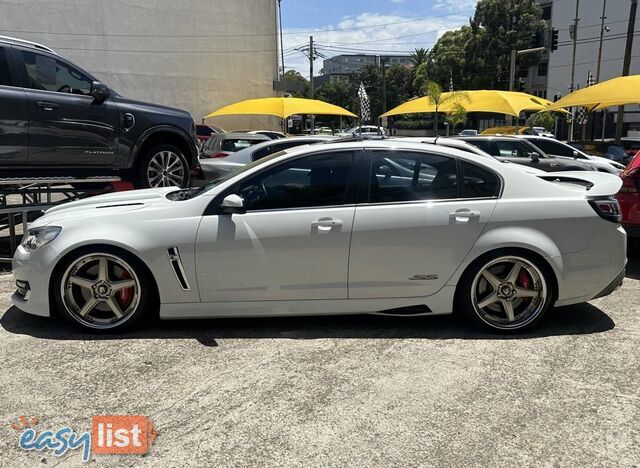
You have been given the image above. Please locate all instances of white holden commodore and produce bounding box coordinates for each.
[12,140,626,333]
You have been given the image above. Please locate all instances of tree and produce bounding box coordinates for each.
[282,70,310,98]
[419,81,469,135]
[316,80,355,113]
[410,48,429,69]
[529,111,555,132]
[384,64,413,110]
[471,0,546,89]
[412,62,430,98]
[426,0,545,91]
[355,64,385,122]
[446,104,467,135]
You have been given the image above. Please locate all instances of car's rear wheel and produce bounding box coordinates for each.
[53,250,153,332]
[136,144,190,189]
[459,253,554,332]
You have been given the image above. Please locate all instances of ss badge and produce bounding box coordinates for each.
[409,274,439,281]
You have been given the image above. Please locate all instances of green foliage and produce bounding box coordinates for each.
[410,48,429,68]
[529,111,555,132]
[283,70,310,98]
[446,104,468,133]
[426,0,545,90]
[385,64,414,110]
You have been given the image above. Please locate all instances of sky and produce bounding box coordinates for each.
[280,0,479,77]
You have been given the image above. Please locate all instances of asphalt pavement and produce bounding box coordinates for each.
[0,249,638,467]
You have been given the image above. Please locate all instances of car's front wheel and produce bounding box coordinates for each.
[459,252,554,332]
[136,144,190,189]
[53,249,154,332]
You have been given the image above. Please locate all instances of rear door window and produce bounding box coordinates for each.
[0,47,14,86]
[532,139,575,157]
[368,151,458,203]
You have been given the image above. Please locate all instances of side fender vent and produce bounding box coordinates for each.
[167,247,191,291]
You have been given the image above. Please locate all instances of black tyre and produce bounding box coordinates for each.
[135,144,190,189]
[52,247,156,332]
[458,250,555,332]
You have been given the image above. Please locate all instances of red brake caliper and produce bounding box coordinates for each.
[517,269,532,292]
[118,270,133,308]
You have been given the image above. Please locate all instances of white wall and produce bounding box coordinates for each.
[0,0,280,129]
[547,0,639,103]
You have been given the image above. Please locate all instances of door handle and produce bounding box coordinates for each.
[450,209,480,223]
[35,101,59,111]
[311,217,342,232]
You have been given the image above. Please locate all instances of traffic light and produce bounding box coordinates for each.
[550,28,559,52]
[532,29,543,48]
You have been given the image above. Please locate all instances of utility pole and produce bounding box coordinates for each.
[596,0,607,82]
[615,0,638,143]
[309,35,315,134]
[568,0,580,142]
[595,0,607,140]
[278,0,285,83]
[380,56,388,114]
[508,47,544,128]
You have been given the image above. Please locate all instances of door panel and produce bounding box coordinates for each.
[349,200,496,298]
[196,149,360,303]
[348,151,499,299]
[20,49,119,166]
[0,46,28,165]
[196,207,355,302]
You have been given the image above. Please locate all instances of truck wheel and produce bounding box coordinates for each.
[135,144,190,189]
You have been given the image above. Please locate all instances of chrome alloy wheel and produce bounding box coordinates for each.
[147,151,186,187]
[61,254,141,329]
[471,256,547,330]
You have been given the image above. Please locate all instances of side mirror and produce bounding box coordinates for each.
[529,152,540,162]
[573,150,579,159]
[90,81,110,102]
[220,194,246,214]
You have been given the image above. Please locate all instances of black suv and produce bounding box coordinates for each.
[0,36,198,188]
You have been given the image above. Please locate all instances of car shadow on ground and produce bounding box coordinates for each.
[0,301,614,347]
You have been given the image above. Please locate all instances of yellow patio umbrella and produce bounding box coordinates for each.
[545,75,640,111]
[205,97,357,119]
[381,90,557,118]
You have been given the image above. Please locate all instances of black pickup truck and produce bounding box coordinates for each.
[0,36,198,188]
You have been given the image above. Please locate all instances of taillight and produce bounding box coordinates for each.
[201,152,229,159]
[588,197,622,223]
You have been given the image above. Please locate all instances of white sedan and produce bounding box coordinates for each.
[12,141,626,333]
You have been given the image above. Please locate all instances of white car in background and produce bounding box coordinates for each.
[12,141,625,333]
[393,137,548,175]
[200,135,335,180]
[335,125,386,138]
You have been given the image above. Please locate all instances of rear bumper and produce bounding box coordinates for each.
[592,267,625,300]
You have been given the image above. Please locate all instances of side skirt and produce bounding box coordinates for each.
[159,285,456,319]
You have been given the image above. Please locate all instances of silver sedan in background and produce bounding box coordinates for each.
[200,135,336,180]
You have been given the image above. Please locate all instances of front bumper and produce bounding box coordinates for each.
[11,244,57,317]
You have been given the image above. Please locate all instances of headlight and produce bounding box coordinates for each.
[21,226,62,252]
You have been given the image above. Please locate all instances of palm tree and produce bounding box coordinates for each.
[420,81,469,136]
[410,48,429,69]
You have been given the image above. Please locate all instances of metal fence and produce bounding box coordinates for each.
[0,177,121,262]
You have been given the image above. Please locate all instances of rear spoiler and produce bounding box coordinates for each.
[537,171,622,197]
